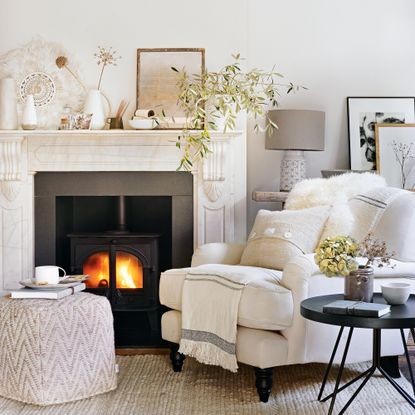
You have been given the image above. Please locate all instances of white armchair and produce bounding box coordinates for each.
[160,181,415,402]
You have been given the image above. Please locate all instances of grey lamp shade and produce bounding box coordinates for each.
[266,109,325,151]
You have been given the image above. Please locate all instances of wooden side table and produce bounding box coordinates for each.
[301,294,415,414]
[252,191,288,205]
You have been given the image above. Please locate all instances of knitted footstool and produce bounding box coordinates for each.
[0,292,117,405]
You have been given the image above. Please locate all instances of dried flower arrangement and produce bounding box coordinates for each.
[55,56,86,92]
[94,46,121,91]
[314,233,394,277]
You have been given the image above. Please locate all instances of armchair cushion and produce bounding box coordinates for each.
[240,206,329,270]
[159,265,293,330]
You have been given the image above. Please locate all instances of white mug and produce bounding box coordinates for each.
[34,266,67,285]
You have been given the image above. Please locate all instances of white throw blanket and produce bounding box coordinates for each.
[179,264,251,373]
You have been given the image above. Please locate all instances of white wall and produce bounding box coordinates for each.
[1,0,415,233]
[246,0,415,226]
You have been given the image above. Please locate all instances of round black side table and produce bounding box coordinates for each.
[301,293,415,415]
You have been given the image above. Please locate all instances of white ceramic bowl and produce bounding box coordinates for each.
[381,282,411,305]
[128,119,157,129]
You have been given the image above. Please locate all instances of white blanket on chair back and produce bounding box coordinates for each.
[179,264,253,373]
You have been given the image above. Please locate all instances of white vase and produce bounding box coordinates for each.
[84,89,107,129]
[0,78,18,130]
[22,95,37,130]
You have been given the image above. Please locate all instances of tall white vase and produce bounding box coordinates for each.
[84,89,106,129]
[22,95,37,130]
[0,78,18,130]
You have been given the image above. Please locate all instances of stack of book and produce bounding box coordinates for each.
[323,300,391,317]
[11,276,88,300]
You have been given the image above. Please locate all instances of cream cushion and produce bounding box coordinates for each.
[159,265,293,330]
[240,206,330,270]
[348,187,415,261]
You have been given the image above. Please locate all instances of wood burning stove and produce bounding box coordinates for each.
[68,196,161,339]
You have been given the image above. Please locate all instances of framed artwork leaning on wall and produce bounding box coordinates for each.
[375,123,415,190]
[347,97,415,171]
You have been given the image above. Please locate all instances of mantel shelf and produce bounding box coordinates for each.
[0,129,242,139]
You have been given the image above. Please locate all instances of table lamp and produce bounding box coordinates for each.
[266,109,325,191]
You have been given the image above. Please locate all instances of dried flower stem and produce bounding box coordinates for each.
[55,56,86,92]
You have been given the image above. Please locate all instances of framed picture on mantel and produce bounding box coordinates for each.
[136,48,205,129]
[347,97,415,171]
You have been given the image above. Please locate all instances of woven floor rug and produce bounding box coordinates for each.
[0,355,413,414]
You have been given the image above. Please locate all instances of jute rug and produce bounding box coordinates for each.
[0,355,413,414]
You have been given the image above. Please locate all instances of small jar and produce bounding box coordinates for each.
[59,105,72,130]
[344,266,374,302]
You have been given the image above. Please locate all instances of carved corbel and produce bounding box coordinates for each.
[0,138,23,201]
[203,140,228,202]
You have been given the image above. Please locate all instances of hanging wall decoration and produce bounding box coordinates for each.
[0,37,85,129]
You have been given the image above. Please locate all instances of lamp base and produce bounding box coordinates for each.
[280,150,306,192]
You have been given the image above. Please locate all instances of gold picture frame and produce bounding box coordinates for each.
[136,48,205,129]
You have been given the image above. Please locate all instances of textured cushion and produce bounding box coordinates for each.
[240,207,330,270]
[348,187,415,261]
[372,190,415,262]
[0,293,117,405]
[159,265,293,330]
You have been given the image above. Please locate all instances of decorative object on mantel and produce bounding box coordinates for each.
[315,233,394,302]
[136,48,205,130]
[266,109,325,191]
[0,78,18,129]
[347,97,415,171]
[21,94,37,130]
[19,71,56,107]
[107,99,129,129]
[0,37,84,129]
[129,108,157,129]
[173,54,305,170]
[84,46,120,129]
[375,123,415,190]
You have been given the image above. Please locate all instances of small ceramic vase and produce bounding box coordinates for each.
[0,78,18,130]
[22,95,37,130]
[84,89,107,129]
[344,266,374,302]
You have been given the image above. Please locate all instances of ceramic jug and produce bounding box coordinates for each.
[84,89,107,129]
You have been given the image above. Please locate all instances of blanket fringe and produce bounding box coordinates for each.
[179,339,238,373]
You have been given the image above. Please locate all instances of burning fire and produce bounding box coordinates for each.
[83,251,143,289]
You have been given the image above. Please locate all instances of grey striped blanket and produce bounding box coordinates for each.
[178,264,251,372]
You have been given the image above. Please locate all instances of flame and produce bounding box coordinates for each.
[83,251,143,289]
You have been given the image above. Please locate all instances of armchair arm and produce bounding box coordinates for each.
[191,243,246,267]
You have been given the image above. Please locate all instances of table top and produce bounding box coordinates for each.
[301,293,415,329]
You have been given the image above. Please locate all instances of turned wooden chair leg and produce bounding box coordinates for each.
[254,367,273,402]
[169,342,186,372]
[380,355,401,379]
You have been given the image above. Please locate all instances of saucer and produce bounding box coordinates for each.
[19,279,85,291]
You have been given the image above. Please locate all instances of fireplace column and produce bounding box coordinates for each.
[0,136,34,289]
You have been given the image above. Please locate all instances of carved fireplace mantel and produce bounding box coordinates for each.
[0,129,246,290]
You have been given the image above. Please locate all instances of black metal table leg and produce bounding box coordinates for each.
[328,327,354,415]
[400,328,415,398]
[318,326,344,401]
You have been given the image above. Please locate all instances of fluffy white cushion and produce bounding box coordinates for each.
[240,206,330,270]
[284,173,386,241]
[285,172,386,210]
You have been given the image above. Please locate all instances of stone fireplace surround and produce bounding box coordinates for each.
[0,130,245,290]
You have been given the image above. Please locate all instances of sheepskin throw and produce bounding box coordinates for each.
[0,293,117,405]
[285,172,386,209]
[285,172,387,240]
[240,206,330,270]
[179,264,251,372]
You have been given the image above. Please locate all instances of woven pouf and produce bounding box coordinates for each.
[0,292,117,405]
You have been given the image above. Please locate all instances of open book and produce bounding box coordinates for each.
[10,283,86,300]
